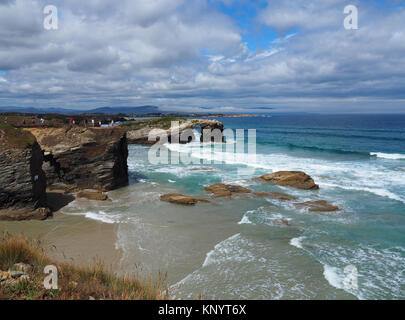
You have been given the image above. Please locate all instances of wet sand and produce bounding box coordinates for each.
[0,211,122,271]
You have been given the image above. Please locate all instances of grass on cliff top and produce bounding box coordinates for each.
[0,233,168,300]
[121,117,186,130]
[0,115,65,128]
[0,123,36,149]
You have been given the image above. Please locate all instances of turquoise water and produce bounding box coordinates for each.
[63,114,405,300]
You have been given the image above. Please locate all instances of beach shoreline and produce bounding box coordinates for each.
[0,210,123,272]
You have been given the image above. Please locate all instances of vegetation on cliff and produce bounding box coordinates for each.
[0,123,36,149]
[0,234,167,300]
[121,117,187,130]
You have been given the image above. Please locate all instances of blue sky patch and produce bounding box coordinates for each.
[212,0,279,51]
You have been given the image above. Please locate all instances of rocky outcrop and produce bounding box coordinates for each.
[26,127,128,192]
[77,190,110,201]
[256,171,319,190]
[124,118,224,144]
[205,184,252,198]
[253,192,297,200]
[160,193,210,205]
[295,200,340,212]
[0,137,50,221]
[198,119,224,143]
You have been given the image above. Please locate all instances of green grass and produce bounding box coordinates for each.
[0,123,36,149]
[121,117,186,130]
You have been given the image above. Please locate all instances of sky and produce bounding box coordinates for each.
[0,0,405,113]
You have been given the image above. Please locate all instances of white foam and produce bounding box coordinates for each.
[238,215,252,225]
[323,264,345,290]
[154,166,191,177]
[72,211,118,224]
[202,233,241,267]
[321,182,405,204]
[164,142,273,170]
[303,239,405,300]
[370,152,405,160]
[290,236,306,249]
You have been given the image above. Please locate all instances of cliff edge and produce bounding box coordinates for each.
[123,118,224,144]
[26,126,129,192]
[0,125,49,220]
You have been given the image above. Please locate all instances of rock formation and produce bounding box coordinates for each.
[253,192,297,200]
[160,193,210,205]
[124,118,224,144]
[205,184,252,198]
[26,126,128,192]
[198,119,224,143]
[256,171,319,190]
[0,127,50,220]
[295,200,340,212]
[77,190,110,201]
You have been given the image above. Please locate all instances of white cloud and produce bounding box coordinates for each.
[0,0,404,113]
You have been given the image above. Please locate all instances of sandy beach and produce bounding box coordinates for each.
[0,211,122,271]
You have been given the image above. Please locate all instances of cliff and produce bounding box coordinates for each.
[0,126,49,220]
[123,118,224,144]
[26,126,129,192]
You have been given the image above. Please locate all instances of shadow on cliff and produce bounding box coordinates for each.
[46,192,76,212]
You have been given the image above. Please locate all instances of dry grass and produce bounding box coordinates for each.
[0,115,64,128]
[0,233,168,300]
[0,124,36,149]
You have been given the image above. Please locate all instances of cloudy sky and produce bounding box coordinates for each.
[0,0,404,113]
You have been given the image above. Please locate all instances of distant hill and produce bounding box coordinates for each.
[86,106,160,114]
[0,106,160,115]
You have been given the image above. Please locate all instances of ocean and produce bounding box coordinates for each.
[61,114,405,300]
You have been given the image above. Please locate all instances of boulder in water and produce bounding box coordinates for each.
[205,184,252,198]
[253,192,297,200]
[160,193,210,205]
[295,200,340,212]
[77,190,109,201]
[256,171,319,190]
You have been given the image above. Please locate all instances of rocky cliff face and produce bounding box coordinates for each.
[198,119,224,143]
[26,127,128,192]
[125,119,224,144]
[0,141,49,221]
